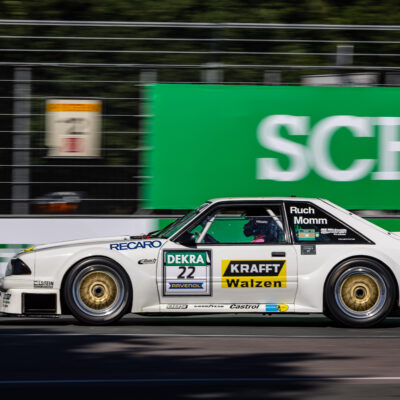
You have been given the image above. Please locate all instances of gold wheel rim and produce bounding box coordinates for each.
[78,271,118,311]
[340,273,380,313]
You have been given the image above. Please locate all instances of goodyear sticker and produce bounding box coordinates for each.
[222,260,286,289]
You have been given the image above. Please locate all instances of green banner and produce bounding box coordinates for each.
[145,84,400,210]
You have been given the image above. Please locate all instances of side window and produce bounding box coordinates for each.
[182,204,287,244]
[286,202,369,244]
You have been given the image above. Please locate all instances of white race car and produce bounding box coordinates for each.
[1,197,399,328]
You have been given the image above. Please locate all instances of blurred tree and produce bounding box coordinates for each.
[0,0,399,23]
[0,0,398,213]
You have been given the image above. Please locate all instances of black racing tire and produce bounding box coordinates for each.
[322,307,334,321]
[324,258,396,328]
[64,257,132,325]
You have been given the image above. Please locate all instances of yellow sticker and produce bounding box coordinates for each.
[24,247,36,252]
[222,260,287,289]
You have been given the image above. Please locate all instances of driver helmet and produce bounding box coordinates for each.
[243,218,270,237]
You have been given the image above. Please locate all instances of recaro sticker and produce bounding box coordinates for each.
[110,240,162,250]
[163,250,211,296]
[221,260,286,288]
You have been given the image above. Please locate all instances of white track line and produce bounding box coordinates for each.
[1,377,400,385]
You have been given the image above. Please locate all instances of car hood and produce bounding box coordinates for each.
[32,235,135,252]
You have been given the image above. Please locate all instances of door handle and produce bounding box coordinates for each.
[271,252,285,257]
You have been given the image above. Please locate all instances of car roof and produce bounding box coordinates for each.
[208,197,322,204]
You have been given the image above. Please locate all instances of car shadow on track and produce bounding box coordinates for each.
[0,333,353,399]
[0,316,399,398]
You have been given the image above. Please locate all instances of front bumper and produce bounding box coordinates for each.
[0,289,60,315]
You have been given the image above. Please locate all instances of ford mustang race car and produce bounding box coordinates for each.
[1,197,399,328]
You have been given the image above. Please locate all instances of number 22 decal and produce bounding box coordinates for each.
[177,266,195,279]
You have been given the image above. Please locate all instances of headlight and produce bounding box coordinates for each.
[5,258,32,276]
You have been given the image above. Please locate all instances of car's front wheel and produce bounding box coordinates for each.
[324,258,396,328]
[64,257,132,325]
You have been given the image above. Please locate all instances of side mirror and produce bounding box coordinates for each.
[187,234,197,245]
[176,232,197,246]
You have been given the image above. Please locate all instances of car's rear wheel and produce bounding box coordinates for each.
[64,257,131,325]
[324,258,395,328]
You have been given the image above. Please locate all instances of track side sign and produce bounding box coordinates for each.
[46,99,102,157]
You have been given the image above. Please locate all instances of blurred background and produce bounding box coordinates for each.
[1,1,400,218]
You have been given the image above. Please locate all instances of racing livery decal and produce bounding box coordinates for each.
[163,250,211,296]
[2,293,11,308]
[166,304,189,310]
[138,258,157,264]
[110,240,162,250]
[230,304,259,310]
[221,260,286,288]
[158,303,290,312]
[266,304,289,312]
[298,229,316,241]
[34,280,54,289]
[287,201,368,243]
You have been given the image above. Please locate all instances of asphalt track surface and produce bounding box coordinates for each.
[2,314,400,399]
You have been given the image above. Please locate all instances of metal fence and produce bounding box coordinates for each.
[2,19,400,215]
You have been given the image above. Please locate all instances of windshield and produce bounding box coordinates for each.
[150,202,211,239]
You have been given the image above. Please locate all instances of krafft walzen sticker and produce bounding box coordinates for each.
[221,260,286,289]
[163,250,211,296]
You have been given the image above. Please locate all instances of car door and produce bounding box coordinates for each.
[159,201,298,306]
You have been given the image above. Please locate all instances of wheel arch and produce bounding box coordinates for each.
[322,255,399,314]
[60,255,133,315]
